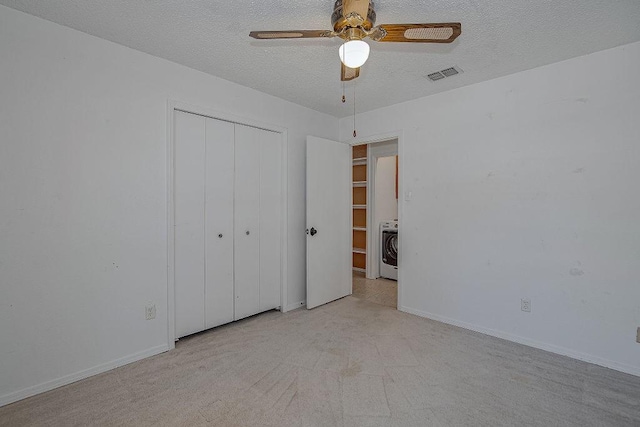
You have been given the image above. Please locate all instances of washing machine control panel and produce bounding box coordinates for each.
[380,220,398,229]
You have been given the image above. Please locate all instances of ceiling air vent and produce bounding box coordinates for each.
[427,66,463,82]
[427,71,446,81]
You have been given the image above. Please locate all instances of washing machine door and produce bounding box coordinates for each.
[382,230,398,267]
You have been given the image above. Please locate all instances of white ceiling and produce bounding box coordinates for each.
[2,0,640,118]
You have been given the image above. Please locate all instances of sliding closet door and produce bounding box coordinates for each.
[174,111,206,338]
[204,118,235,328]
[175,112,283,335]
[234,125,260,320]
[259,130,282,311]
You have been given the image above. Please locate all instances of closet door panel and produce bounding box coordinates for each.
[174,111,205,338]
[204,118,235,329]
[234,125,260,320]
[259,130,282,311]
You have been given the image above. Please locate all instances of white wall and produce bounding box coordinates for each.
[0,5,337,405]
[374,156,398,227]
[372,156,398,278]
[340,41,640,376]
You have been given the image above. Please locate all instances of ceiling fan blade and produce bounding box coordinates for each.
[343,0,370,19]
[341,63,360,81]
[249,30,334,39]
[371,23,461,43]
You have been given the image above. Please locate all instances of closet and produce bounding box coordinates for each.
[174,110,282,339]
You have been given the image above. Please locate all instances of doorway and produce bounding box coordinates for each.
[351,139,399,308]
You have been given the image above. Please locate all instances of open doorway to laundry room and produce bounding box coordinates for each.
[351,139,399,308]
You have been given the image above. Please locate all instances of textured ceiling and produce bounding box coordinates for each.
[2,0,640,118]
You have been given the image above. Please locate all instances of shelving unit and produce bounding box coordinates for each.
[352,144,368,272]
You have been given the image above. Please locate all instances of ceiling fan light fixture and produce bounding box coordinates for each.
[339,40,370,68]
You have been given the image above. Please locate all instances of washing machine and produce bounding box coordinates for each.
[380,220,398,280]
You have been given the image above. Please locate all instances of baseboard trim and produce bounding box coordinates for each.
[399,305,640,378]
[0,344,169,408]
[283,300,306,312]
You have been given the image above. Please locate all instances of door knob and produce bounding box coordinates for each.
[310,227,318,236]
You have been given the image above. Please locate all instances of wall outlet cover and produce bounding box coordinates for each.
[521,298,531,313]
[636,327,640,344]
[145,304,156,320]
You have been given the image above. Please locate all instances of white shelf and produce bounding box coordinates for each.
[352,157,367,164]
[353,204,366,209]
[352,267,366,273]
[352,248,366,254]
[353,181,367,187]
[353,227,366,231]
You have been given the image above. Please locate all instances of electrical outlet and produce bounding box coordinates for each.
[521,298,531,313]
[145,304,156,320]
[636,327,640,344]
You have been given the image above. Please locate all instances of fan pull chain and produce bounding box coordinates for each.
[342,46,347,103]
[353,82,357,138]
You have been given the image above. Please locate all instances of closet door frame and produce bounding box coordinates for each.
[166,100,289,350]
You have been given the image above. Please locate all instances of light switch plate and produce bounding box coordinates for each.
[404,191,413,202]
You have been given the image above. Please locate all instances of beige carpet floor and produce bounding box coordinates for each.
[352,272,397,308]
[1,296,639,426]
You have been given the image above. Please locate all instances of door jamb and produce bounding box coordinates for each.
[166,99,289,350]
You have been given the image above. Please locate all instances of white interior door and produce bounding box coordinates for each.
[174,111,206,337]
[234,124,261,320]
[306,136,352,309]
[204,117,235,328]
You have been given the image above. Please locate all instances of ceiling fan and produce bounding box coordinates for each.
[249,0,461,81]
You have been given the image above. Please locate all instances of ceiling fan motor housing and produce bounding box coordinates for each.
[332,0,377,33]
